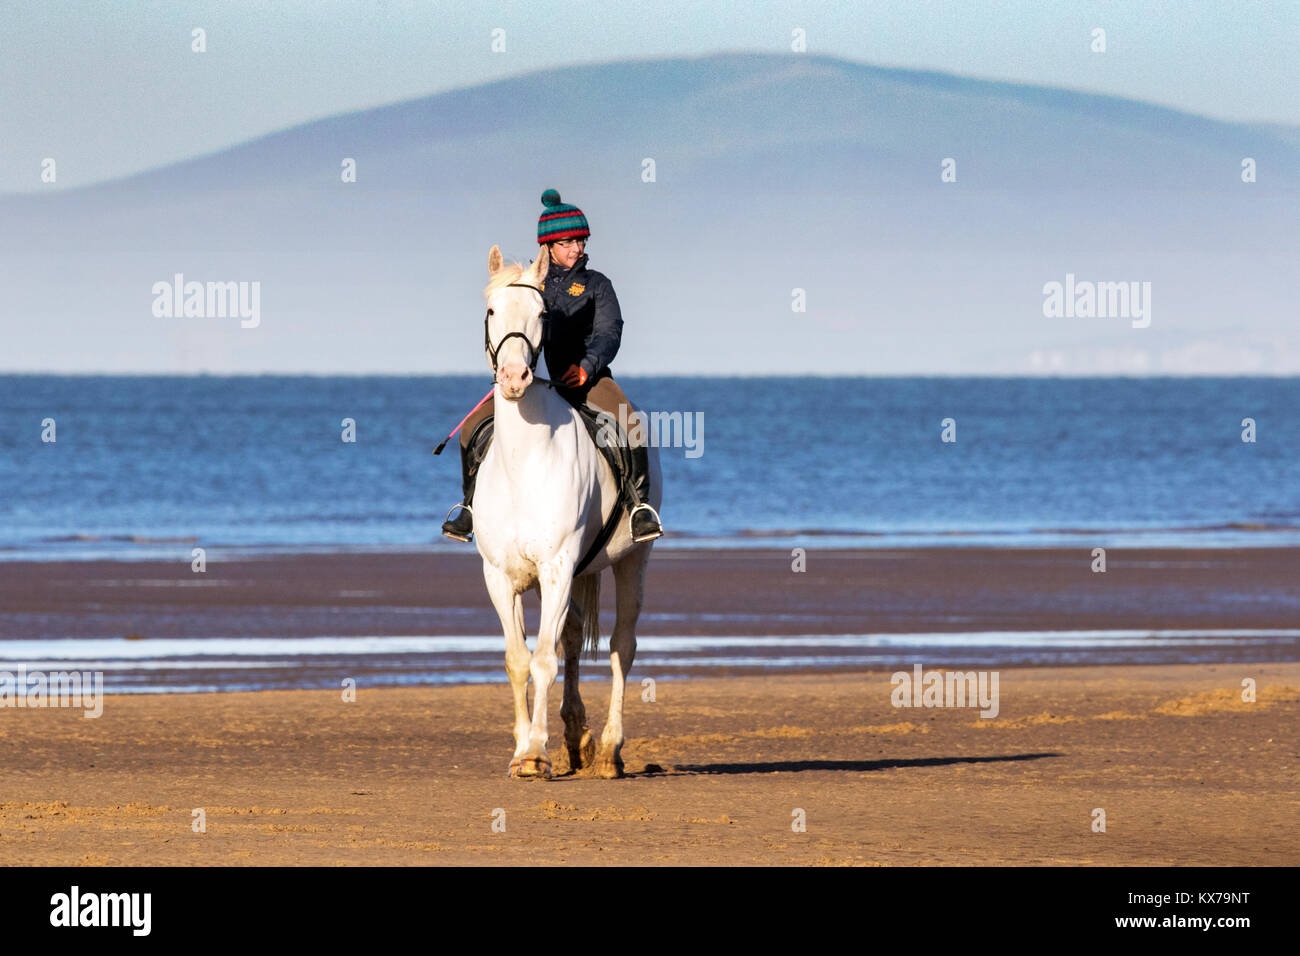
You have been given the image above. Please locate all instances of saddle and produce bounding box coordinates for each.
[464,400,637,576]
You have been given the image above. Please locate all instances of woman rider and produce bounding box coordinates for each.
[442,188,664,544]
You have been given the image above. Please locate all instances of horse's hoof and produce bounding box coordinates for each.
[566,730,596,772]
[593,752,624,779]
[513,755,552,779]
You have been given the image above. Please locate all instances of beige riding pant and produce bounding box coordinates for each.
[459,376,645,450]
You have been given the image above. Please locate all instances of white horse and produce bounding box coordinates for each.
[472,243,661,779]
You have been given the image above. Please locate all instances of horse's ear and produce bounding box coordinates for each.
[488,245,503,276]
[528,243,549,283]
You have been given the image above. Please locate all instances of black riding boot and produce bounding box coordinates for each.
[626,442,663,543]
[441,439,477,542]
[442,417,494,542]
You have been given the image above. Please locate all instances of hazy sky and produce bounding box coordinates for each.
[3,0,1298,192]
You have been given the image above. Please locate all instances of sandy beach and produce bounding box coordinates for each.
[2,664,1297,865]
[1,545,1297,864]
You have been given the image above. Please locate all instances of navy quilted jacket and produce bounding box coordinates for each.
[540,253,623,383]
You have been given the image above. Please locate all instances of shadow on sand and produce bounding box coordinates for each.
[639,752,1064,777]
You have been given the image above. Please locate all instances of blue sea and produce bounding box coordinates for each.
[2,375,1299,560]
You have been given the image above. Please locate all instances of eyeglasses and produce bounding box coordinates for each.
[552,238,586,249]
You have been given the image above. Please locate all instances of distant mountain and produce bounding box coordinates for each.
[3,53,1297,374]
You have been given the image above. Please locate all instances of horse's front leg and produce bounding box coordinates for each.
[515,562,574,779]
[482,562,531,774]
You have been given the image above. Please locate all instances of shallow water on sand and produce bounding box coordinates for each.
[4,629,1297,693]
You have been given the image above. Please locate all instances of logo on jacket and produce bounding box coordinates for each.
[566,282,585,296]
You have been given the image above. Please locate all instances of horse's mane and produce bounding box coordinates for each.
[483,263,527,298]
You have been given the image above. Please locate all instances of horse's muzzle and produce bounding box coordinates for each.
[497,363,532,400]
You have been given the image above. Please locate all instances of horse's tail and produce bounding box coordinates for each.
[573,572,601,661]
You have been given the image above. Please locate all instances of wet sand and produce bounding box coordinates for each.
[2,664,1297,865]
[1,545,1298,640]
[1,547,1297,690]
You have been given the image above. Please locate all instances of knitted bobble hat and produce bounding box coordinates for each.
[536,189,590,244]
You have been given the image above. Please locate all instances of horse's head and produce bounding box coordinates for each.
[484,244,549,401]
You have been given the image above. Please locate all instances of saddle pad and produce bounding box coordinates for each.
[576,403,634,509]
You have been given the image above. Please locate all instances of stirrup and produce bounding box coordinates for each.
[628,502,664,543]
[441,503,474,543]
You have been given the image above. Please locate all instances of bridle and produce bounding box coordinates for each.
[484,282,548,374]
